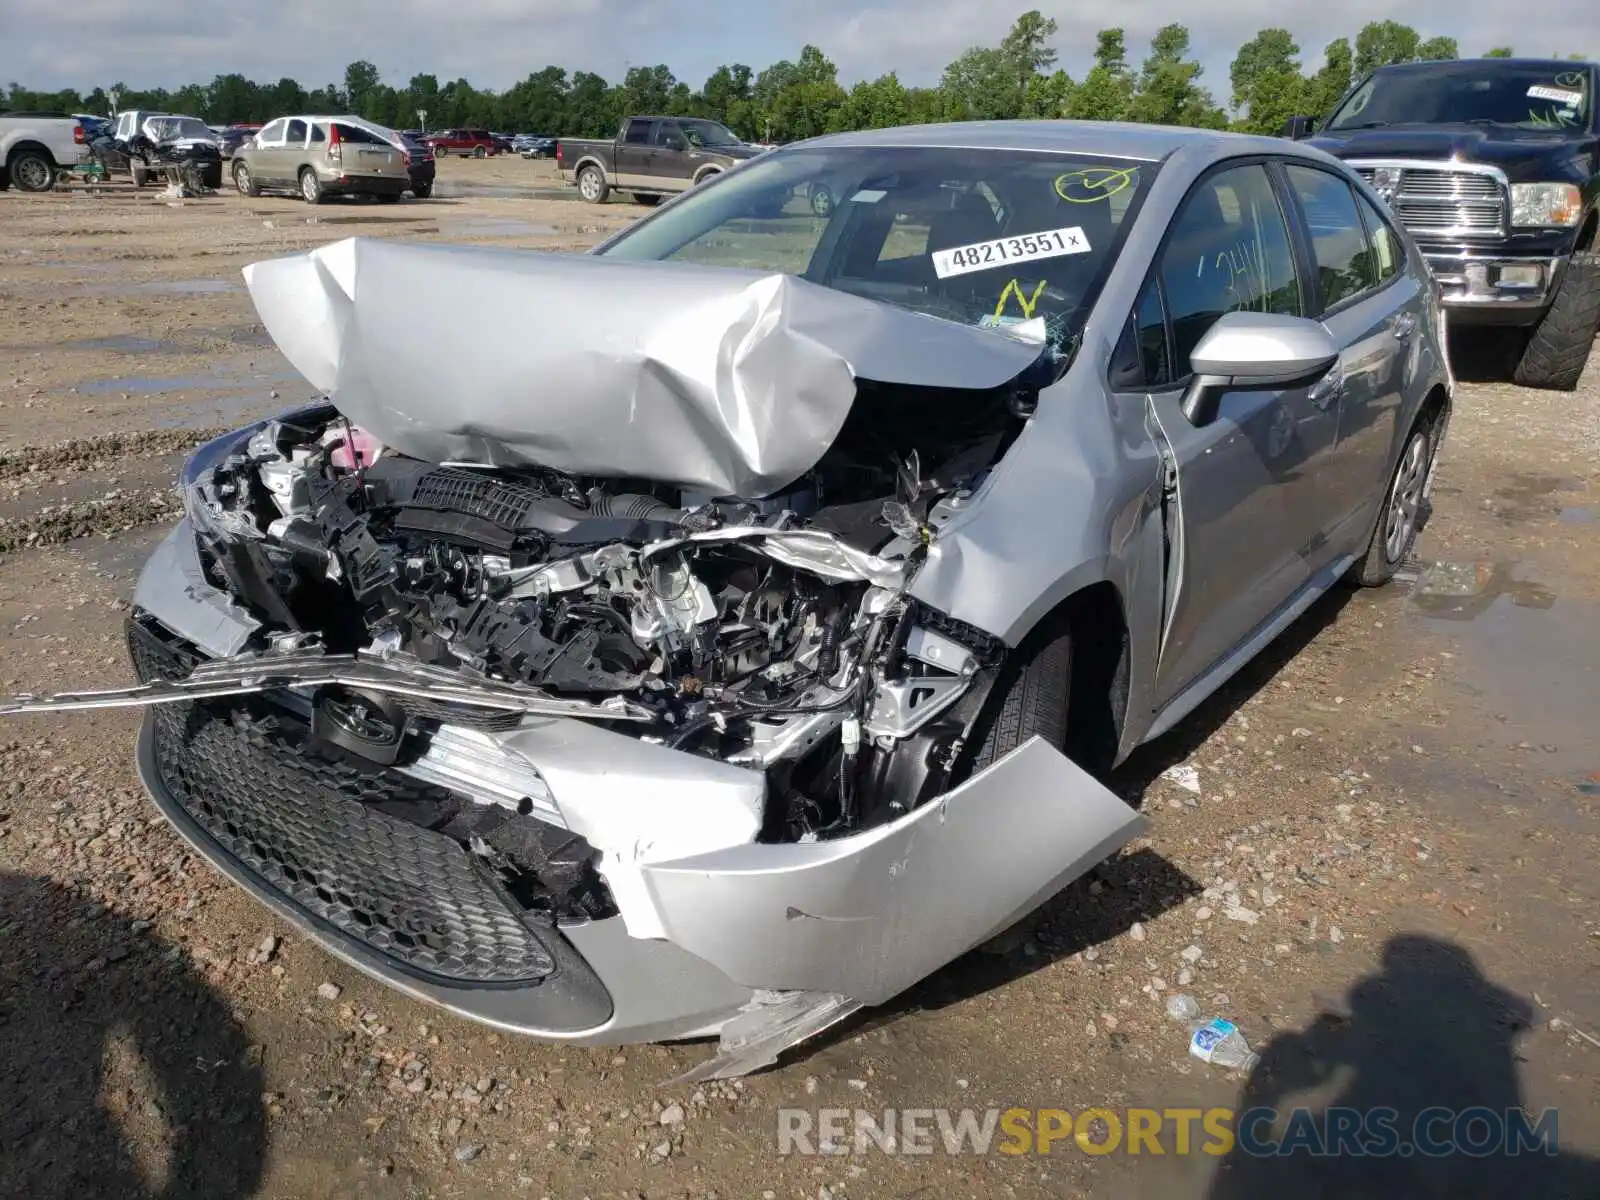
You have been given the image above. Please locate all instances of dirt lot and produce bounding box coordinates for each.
[2,155,1598,1199]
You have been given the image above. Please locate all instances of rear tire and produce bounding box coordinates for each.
[411,181,433,199]
[1512,252,1600,391]
[1352,417,1435,587]
[10,149,56,193]
[299,168,325,205]
[577,164,609,204]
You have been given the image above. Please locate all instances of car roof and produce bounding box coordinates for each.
[1372,56,1597,73]
[787,120,1288,163]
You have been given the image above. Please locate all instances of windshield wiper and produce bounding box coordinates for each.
[1331,121,1392,130]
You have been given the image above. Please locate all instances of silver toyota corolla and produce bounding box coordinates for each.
[4,121,1451,1078]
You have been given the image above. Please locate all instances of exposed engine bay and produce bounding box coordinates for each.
[179,389,1024,851]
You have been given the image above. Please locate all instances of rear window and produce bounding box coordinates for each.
[334,123,392,145]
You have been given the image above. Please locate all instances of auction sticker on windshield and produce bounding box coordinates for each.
[932,226,1090,279]
[1528,85,1583,106]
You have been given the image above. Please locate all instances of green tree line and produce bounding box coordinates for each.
[5,16,1591,142]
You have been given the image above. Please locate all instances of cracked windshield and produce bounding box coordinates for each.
[598,146,1152,352]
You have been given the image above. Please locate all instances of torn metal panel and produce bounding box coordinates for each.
[133,521,260,658]
[638,736,1147,1004]
[241,237,1049,499]
[0,646,652,722]
[492,718,768,941]
[672,990,864,1084]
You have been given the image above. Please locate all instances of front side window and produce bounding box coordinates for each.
[679,119,741,148]
[596,146,1155,354]
[1157,163,1302,371]
[257,119,286,145]
[1286,164,1378,310]
[1354,192,1404,284]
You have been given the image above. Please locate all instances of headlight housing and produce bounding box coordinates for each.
[1510,182,1582,228]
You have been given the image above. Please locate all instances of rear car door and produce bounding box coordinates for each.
[1136,161,1340,708]
[615,118,655,188]
[1282,162,1421,554]
[277,118,308,187]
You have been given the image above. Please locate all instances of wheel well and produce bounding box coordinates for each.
[6,141,56,166]
[694,165,723,183]
[1041,582,1130,775]
[574,157,605,178]
[1417,382,1450,437]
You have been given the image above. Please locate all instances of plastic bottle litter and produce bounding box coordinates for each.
[1165,994,1258,1070]
[1189,1019,1258,1070]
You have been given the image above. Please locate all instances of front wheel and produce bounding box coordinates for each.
[1512,252,1600,391]
[299,168,325,205]
[233,162,259,197]
[10,150,56,192]
[577,165,608,204]
[1352,419,1434,587]
[474,146,487,159]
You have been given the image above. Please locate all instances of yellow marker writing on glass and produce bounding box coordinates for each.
[1055,167,1138,204]
[995,279,1048,320]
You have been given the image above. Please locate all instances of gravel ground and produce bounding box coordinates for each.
[1,160,1597,1199]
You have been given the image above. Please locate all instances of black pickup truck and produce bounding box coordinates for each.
[557,115,762,206]
[1286,57,1600,390]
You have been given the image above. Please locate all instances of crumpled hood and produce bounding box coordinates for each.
[241,237,1049,498]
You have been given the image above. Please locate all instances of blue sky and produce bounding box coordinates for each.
[3,0,1592,102]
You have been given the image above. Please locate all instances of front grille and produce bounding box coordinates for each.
[1351,162,1506,239]
[128,617,557,986]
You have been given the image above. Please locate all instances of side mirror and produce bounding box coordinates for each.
[1182,311,1339,426]
[1280,115,1317,140]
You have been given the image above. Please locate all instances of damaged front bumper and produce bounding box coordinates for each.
[33,529,1145,1072]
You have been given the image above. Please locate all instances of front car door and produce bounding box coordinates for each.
[615,118,655,188]
[248,118,288,186]
[1281,162,1421,555]
[647,120,693,192]
[1133,161,1342,711]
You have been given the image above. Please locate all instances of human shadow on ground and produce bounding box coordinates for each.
[0,870,265,1199]
[1207,933,1600,1199]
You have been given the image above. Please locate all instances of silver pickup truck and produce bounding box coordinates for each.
[0,110,89,191]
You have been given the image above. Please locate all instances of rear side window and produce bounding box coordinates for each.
[1285,164,1379,310]
[624,119,653,144]
[1157,163,1303,371]
[309,124,326,144]
[285,118,307,146]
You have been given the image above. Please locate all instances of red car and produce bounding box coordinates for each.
[423,128,499,158]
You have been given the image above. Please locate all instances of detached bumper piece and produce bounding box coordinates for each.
[129,618,557,986]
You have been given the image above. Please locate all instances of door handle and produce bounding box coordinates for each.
[1391,311,1418,341]
[1307,364,1345,410]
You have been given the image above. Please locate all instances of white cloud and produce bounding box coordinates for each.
[3,0,1595,98]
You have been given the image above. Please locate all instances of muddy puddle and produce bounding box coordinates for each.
[432,181,584,202]
[1406,560,1598,777]
[64,326,270,355]
[79,277,242,297]
[435,217,558,238]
